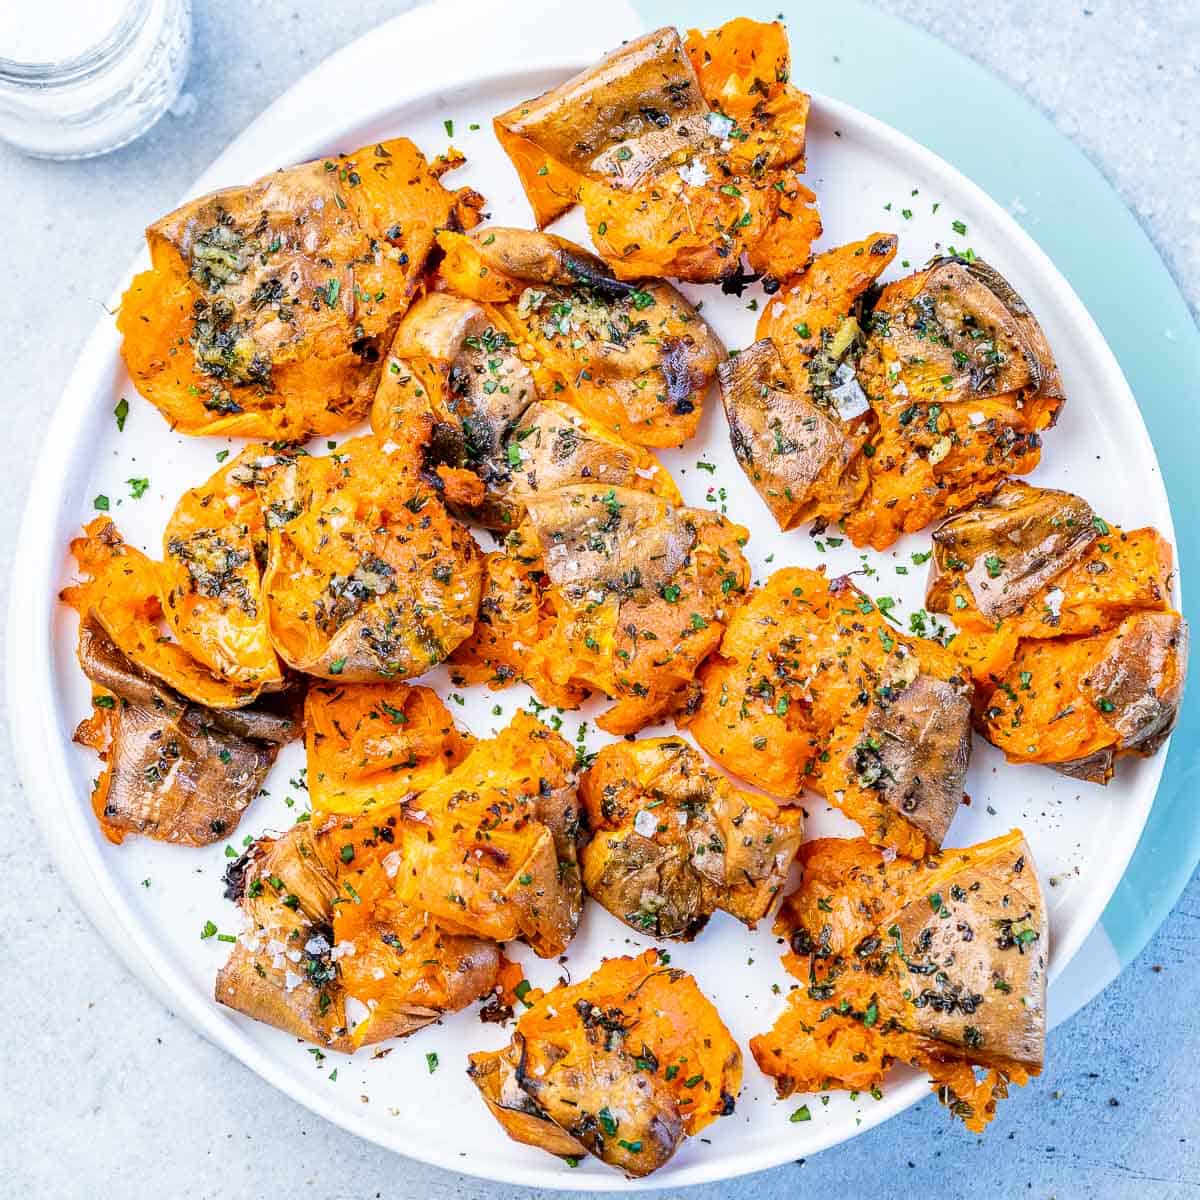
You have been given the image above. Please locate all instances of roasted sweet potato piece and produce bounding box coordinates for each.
[385,712,583,957]
[452,488,751,734]
[72,618,298,846]
[925,482,1186,779]
[468,950,741,1176]
[261,436,482,680]
[63,517,266,708]
[680,567,972,856]
[493,30,711,230]
[436,227,723,447]
[845,257,1064,549]
[579,738,803,938]
[118,139,483,439]
[723,234,898,529]
[493,21,819,284]
[982,612,1188,782]
[216,813,498,1050]
[305,682,472,814]
[160,445,290,689]
[751,830,1046,1133]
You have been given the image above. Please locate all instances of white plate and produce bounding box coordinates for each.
[8,0,1177,1189]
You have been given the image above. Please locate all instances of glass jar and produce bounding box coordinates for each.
[0,0,192,160]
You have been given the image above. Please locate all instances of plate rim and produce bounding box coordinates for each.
[8,19,1180,1193]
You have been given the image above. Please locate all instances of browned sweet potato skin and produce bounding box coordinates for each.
[468,950,741,1176]
[751,830,1046,1133]
[71,618,298,846]
[681,567,972,855]
[119,139,483,439]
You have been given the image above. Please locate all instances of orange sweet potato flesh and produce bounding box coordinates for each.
[305,682,473,814]
[160,445,286,689]
[119,139,483,439]
[451,500,751,735]
[493,21,819,284]
[261,435,482,681]
[62,517,263,708]
[468,950,741,1175]
[751,831,1046,1133]
[680,567,972,855]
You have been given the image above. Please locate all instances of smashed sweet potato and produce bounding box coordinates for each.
[979,612,1187,782]
[680,567,972,856]
[751,830,1046,1133]
[579,737,803,938]
[261,435,482,680]
[160,445,288,689]
[727,233,898,529]
[433,226,723,447]
[468,950,741,1176]
[119,138,483,439]
[451,486,751,734]
[305,682,472,814]
[386,711,583,957]
[73,618,298,845]
[740,244,1063,548]
[63,517,267,708]
[925,481,1187,781]
[846,257,1064,548]
[493,21,819,283]
[216,812,498,1050]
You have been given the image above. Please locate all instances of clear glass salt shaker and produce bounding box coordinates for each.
[0,0,192,160]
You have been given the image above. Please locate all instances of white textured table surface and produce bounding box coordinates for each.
[2,3,1198,1198]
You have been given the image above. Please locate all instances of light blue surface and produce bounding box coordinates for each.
[1,2,1197,1198]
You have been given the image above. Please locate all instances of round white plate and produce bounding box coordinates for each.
[9,2,1177,1190]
